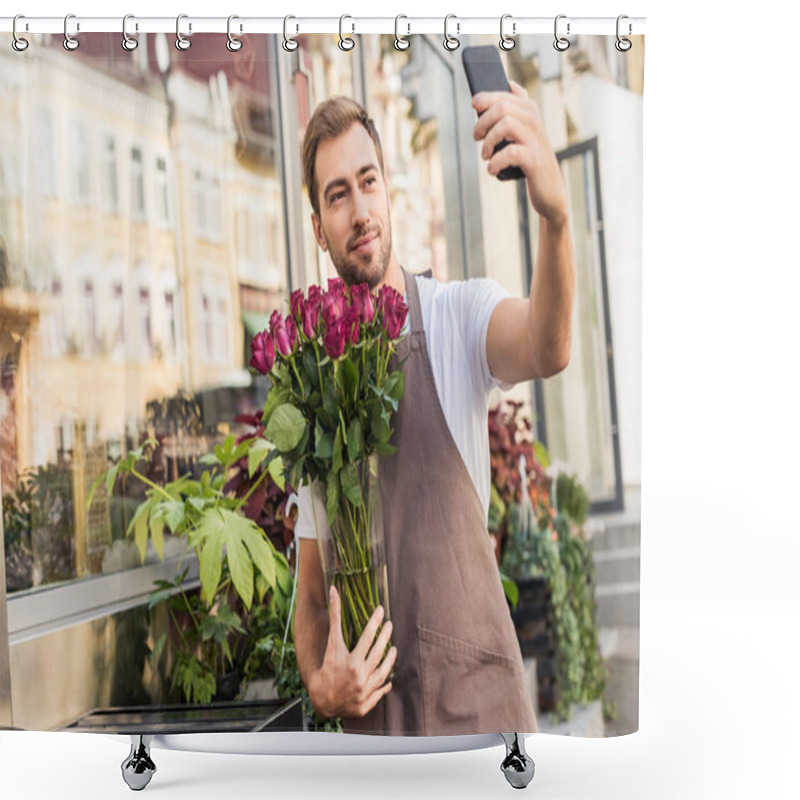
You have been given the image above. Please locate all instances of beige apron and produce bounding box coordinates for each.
[342,267,537,736]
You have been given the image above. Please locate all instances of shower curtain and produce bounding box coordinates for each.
[0,23,644,741]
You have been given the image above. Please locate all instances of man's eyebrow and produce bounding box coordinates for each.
[322,164,379,201]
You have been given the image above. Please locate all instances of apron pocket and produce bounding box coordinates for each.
[417,624,527,736]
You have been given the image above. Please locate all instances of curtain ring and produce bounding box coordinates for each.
[176,14,191,51]
[394,15,410,51]
[12,15,29,52]
[122,14,138,52]
[339,15,355,51]
[282,15,299,52]
[227,15,243,51]
[63,13,79,51]
[553,14,570,52]
[443,14,460,52]
[499,14,515,51]
[615,15,632,52]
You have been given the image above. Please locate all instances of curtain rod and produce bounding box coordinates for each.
[1,15,646,37]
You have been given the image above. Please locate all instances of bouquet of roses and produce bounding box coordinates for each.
[249,278,408,651]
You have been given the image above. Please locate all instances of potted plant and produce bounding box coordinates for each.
[87,431,294,705]
[487,400,605,723]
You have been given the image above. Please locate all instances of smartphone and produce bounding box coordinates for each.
[462,45,525,181]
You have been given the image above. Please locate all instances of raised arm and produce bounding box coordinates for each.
[473,80,575,384]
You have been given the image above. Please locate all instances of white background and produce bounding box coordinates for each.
[2,1,799,798]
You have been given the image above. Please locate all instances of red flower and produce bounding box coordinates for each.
[323,317,346,359]
[249,330,275,374]
[344,305,360,344]
[302,302,318,339]
[285,314,298,353]
[349,283,375,324]
[290,288,304,322]
[377,286,408,340]
[322,288,347,327]
[271,313,293,357]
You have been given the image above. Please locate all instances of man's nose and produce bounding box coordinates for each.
[351,188,369,227]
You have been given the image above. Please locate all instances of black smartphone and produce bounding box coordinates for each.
[462,45,525,181]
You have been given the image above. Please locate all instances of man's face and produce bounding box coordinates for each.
[311,122,393,290]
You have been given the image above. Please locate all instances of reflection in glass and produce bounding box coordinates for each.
[1,33,287,595]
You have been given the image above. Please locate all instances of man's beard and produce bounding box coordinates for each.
[325,223,392,290]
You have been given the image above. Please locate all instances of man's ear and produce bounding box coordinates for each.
[311,212,327,252]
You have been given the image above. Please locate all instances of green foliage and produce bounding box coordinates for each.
[556,472,590,526]
[87,433,294,706]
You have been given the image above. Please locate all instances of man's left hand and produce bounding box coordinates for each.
[472,80,568,228]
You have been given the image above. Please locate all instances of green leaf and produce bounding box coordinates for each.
[127,499,151,562]
[150,514,165,560]
[371,405,391,445]
[265,404,307,452]
[342,359,358,404]
[500,571,519,608]
[267,451,285,491]
[197,517,224,603]
[314,419,334,460]
[303,346,321,390]
[332,426,344,474]
[533,440,550,469]
[347,418,364,464]
[162,500,185,533]
[339,463,362,507]
[373,442,397,456]
[198,453,220,465]
[326,472,340,527]
[248,437,273,478]
[85,469,108,512]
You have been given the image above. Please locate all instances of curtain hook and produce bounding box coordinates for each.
[282,15,299,52]
[553,14,570,52]
[63,13,79,51]
[394,15,410,51]
[227,15,243,52]
[443,14,460,52]
[122,14,138,52]
[12,14,29,52]
[615,15,632,52]
[500,14,516,51]
[339,14,355,51]
[176,13,191,51]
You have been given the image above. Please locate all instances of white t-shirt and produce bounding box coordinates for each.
[293,272,511,540]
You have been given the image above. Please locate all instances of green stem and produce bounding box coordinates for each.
[130,466,174,503]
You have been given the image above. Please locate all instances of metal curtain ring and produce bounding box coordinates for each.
[394,15,410,51]
[443,14,460,51]
[553,14,570,51]
[176,14,191,51]
[282,15,299,52]
[63,13,79,51]
[122,14,138,51]
[227,15,243,51]
[12,15,29,52]
[615,15,632,52]
[339,15,355,51]
[499,14,515,51]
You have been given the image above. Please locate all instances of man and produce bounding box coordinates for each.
[292,83,574,736]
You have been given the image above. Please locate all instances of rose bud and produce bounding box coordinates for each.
[285,314,298,352]
[272,315,293,357]
[322,289,347,327]
[323,317,346,359]
[327,277,345,296]
[290,288,304,322]
[249,330,275,374]
[344,305,360,344]
[350,283,375,324]
[302,302,318,339]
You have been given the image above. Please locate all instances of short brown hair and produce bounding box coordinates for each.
[302,96,384,217]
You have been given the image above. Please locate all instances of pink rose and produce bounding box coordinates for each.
[323,317,346,359]
[271,313,293,357]
[249,330,275,374]
[349,283,375,324]
[377,285,408,340]
[290,288,304,322]
[344,305,360,344]
[285,314,298,353]
[302,302,318,339]
[322,289,347,327]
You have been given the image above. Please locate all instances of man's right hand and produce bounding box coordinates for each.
[309,585,397,719]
